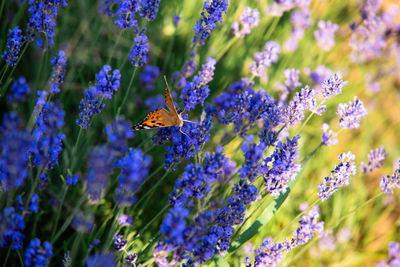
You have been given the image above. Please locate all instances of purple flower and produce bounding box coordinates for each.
[77,65,120,129]
[321,72,347,99]
[76,89,105,129]
[284,68,302,90]
[250,41,281,77]
[318,152,357,201]
[173,52,198,89]
[192,0,229,45]
[337,96,368,129]
[284,8,311,51]
[24,238,53,267]
[160,206,189,246]
[360,145,388,173]
[85,145,114,202]
[246,237,285,267]
[93,65,121,99]
[1,26,23,66]
[173,15,181,26]
[153,111,212,170]
[71,211,94,233]
[314,20,339,51]
[349,15,387,63]
[99,0,114,16]
[321,123,338,146]
[289,206,324,248]
[380,161,400,194]
[263,135,301,196]
[86,252,117,267]
[140,0,160,20]
[114,0,142,29]
[247,205,323,266]
[179,57,216,111]
[7,76,31,103]
[66,174,80,186]
[124,251,138,264]
[104,118,135,157]
[33,90,49,119]
[114,148,151,205]
[140,65,160,90]
[28,194,39,213]
[284,86,317,127]
[304,65,333,85]
[377,241,400,267]
[180,75,210,111]
[239,135,266,183]
[117,214,132,226]
[49,50,67,94]
[0,207,25,251]
[113,234,127,251]
[62,251,71,266]
[0,113,31,191]
[30,101,66,188]
[232,7,260,38]
[198,57,216,84]
[26,0,68,48]
[129,29,149,67]
[213,78,283,137]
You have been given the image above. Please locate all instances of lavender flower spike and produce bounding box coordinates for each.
[321,123,338,146]
[321,72,347,100]
[192,0,229,45]
[1,26,23,66]
[250,41,281,77]
[380,161,400,194]
[337,96,368,129]
[314,20,339,51]
[129,29,149,67]
[232,7,260,38]
[318,152,357,201]
[360,145,388,173]
[49,50,67,94]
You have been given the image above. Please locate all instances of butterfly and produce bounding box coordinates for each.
[132,77,191,134]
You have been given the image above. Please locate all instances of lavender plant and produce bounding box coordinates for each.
[0,0,400,266]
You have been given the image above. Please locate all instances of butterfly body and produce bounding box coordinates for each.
[132,86,184,131]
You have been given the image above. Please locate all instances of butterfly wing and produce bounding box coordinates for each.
[132,108,176,131]
[164,87,182,126]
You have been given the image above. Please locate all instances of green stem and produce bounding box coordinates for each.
[17,251,24,266]
[132,166,170,214]
[0,0,6,21]
[33,38,48,93]
[133,203,170,241]
[70,128,84,172]
[215,36,239,62]
[50,185,68,240]
[0,65,9,84]
[107,30,124,65]
[24,166,43,211]
[4,246,11,266]
[0,41,29,98]
[51,194,86,244]
[116,67,137,117]
[332,192,384,226]
[70,232,83,264]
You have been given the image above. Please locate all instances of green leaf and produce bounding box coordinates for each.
[228,143,321,254]
[214,255,230,267]
[228,179,296,253]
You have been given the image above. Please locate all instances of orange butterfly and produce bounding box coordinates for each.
[132,77,191,133]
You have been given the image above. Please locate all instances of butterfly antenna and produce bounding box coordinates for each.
[163,75,170,90]
[179,126,191,138]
